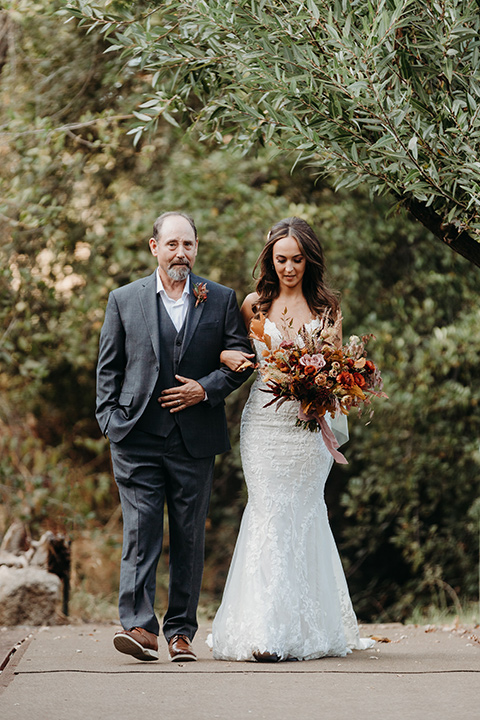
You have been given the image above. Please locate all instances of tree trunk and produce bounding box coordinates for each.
[403,197,480,268]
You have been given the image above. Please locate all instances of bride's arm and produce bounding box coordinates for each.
[240,292,258,328]
[219,293,259,372]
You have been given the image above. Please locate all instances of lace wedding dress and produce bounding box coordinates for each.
[209,318,374,661]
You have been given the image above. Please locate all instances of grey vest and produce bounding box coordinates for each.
[135,294,187,436]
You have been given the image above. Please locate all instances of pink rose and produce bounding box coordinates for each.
[299,353,326,370]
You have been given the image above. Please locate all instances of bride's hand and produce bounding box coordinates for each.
[220,350,256,372]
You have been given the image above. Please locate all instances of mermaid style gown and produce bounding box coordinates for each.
[210,318,374,661]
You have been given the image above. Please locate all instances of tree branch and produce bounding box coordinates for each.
[402,197,480,268]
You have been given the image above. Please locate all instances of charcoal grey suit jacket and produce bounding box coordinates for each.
[96,270,252,458]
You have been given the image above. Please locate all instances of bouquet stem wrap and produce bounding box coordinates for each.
[298,406,348,464]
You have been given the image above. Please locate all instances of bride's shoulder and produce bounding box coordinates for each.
[242,292,259,308]
[241,292,260,326]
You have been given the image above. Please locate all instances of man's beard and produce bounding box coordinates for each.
[167,263,190,281]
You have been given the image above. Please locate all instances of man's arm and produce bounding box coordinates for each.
[196,288,253,406]
[161,289,253,413]
[95,293,126,436]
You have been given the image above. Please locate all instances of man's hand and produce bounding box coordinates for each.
[159,375,206,413]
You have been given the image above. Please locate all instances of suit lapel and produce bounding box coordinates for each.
[180,273,205,362]
[138,270,160,362]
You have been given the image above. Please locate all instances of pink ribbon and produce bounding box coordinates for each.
[298,407,348,464]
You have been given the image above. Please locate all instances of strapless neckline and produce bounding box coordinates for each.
[263,316,320,341]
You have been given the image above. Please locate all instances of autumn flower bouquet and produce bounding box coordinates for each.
[249,312,387,463]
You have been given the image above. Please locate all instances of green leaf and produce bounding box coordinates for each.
[408,136,418,160]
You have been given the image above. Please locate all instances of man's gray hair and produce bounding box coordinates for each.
[152,212,198,242]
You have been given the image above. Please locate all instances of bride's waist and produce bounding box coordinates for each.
[245,379,299,415]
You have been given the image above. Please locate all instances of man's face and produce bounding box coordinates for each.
[149,215,198,283]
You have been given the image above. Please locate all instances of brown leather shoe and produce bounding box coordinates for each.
[113,627,158,661]
[168,634,197,662]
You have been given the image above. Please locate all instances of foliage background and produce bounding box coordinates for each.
[67,0,480,266]
[0,0,479,622]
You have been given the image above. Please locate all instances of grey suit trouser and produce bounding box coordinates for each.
[109,425,215,640]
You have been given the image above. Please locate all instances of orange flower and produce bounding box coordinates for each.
[193,282,209,307]
[353,372,366,388]
[337,371,355,387]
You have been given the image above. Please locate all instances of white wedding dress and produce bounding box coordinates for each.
[209,318,374,661]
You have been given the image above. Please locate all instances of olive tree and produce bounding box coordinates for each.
[67,0,480,265]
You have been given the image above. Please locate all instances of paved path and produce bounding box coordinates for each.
[1,622,479,719]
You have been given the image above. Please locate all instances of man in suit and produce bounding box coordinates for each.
[96,211,253,662]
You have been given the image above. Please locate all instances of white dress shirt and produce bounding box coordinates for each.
[155,271,207,400]
[156,271,190,332]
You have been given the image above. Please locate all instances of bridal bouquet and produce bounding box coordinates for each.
[249,312,387,463]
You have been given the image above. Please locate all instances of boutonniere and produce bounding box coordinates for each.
[193,282,209,307]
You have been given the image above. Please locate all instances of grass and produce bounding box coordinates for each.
[406,602,479,628]
[67,587,119,624]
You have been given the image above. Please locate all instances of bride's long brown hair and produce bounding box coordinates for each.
[253,217,340,318]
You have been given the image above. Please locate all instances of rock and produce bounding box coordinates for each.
[0,566,60,625]
[30,531,55,568]
[0,522,31,554]
[0,550,28,568]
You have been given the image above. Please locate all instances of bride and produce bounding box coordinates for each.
[210,217,374,662]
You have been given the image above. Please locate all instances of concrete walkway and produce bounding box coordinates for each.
[1,622,479,719]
